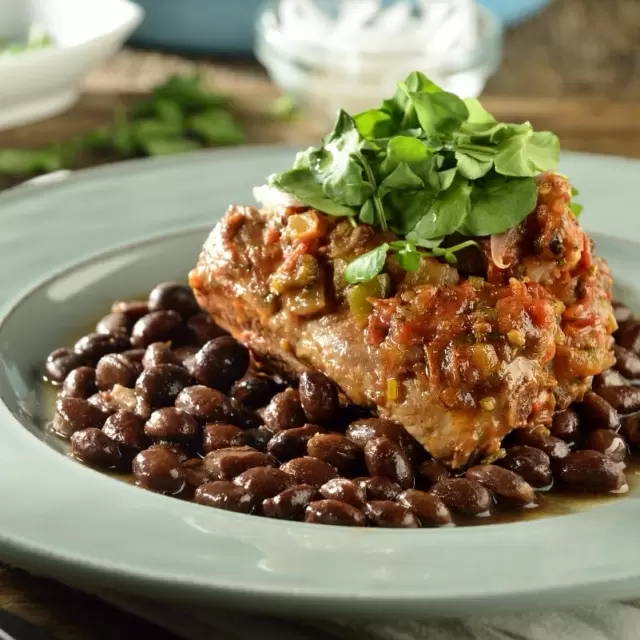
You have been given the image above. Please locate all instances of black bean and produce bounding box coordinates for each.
[183,458,210,488]
[550,409,579,441]
[53,397,110,438]
[579,391,620,429]
[192,337,250,390]
[416,459,451,488]
[364,501,420,528]
[268,422,322,462]
[184,314,227,346]
[346,418,424,466]
[621,414,640,448]
[174,385,236,424]
[396,489,453,527]
[354,476,402,501]
[111,299,149,322]
[203,423,246,453]
[230,376,278,409]
[364,437,413,490]
[96,312,133,336]
[74,333,131,362]
[465,465,535,506]
[613,345,640,380]
[144,407,199,443]
[518,429,571,459]
[95,353,141,391]
[617,320,640,354]
[243,426,274,453]
[555,450,628,493]
[130,311,182,349]
[60,366,97,399]
[593,368,630,390]
[229,399,263,430]
[279,456,339,488]
[306,433,363,476]
[498,445,552,489]
[142,342,182,368]
[135,364,193,409]
[87,392,118,416]
[613,301,634,327]
[121,348,146,364]
[299,371,339,423]
[148,282,200,318]
[203,446,277,480]
[195,481,256,513]
[263,484,319,520]
[70,428,121,468]
[132,448,186,494]
[430,478,493,516]
[319,478,366,508]
[328,404,372,433]
[233,467,292,502]
[304,500,366,527]
[147,441,189,463]
[102,410,148,452]
[585,429,627,462]
[595,385,640,415]
[44,348,88,383]
[262,389,306,432]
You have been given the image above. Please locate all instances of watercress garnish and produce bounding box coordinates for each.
[268,71,563,284]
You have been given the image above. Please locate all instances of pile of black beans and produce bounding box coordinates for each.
[43,286,640,528]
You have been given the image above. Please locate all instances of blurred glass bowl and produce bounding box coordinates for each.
[128,0,548,56]
[255,1,503,126]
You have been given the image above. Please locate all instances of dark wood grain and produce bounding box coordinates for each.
[0,0,638,637]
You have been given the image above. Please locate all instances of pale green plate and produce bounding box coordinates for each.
[0,147,639,618]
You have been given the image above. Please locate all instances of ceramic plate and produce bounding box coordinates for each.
[1,147,640,619]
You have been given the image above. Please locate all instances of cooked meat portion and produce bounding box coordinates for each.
[189,173,615,467]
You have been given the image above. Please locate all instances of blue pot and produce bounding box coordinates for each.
[129,0,552,55]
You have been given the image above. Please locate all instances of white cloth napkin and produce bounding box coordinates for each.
[88,587,640,640]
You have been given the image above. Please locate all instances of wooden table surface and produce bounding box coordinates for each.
[1,0,640,637]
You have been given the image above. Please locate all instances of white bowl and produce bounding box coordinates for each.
[0,0,143,131]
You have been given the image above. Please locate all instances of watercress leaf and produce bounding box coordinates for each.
[409,91,469,136]
[463,98,496,124]
[344,243,390,284]
[153,74,229,111]
[391,242,420,272]
[379,162,424,197]
[459,120,506,139]
[132,118,183,142]
[438,167,457,190]
[380,136,430,176]
[455,151,494,180]
[407,173,471,242]
[323,155,373,206]
[466,175,537,235]
[355,109,394,140]
[187,110,245,145]
[571,184,580,197]
[154,99,184,127]
[386,188,438,236]
[269,168,356,216]
[325,109,359,145]
[293,146,316,170]
[569,202,583,217]
[494,130,560,177]
[360,199,375,224]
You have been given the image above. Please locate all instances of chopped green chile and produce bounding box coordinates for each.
[346,274,393,322]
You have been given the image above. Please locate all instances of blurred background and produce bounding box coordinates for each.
[0,1,639,638]
[0,0,639,193]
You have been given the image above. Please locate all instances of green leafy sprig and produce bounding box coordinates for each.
[268,72,577,283]
[0,74,245,175]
